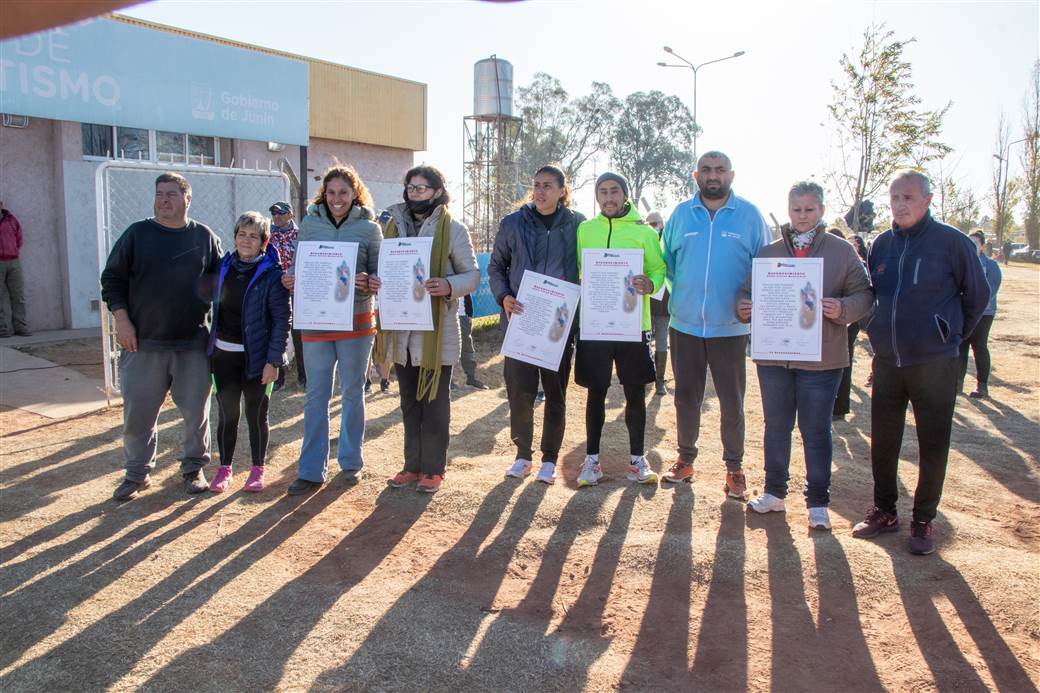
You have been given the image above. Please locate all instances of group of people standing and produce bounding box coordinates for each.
[100,148,993,557]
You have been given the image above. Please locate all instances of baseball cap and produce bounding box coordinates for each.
[269,201,293,215]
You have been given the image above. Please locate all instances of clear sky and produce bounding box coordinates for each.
[122,0,1039,225]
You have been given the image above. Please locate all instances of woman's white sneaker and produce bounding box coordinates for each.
[808,506,832,530]
[505,459,532,479]
[748,493,786,514]
[577,456,603,487]
[627,456,659,484]
[535,462,557,485]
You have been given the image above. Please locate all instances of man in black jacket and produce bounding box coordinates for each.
[853,169,989,554]
[101,172,222,501]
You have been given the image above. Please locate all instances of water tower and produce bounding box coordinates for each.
[463,56,522,252]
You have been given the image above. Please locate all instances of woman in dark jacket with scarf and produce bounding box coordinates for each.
[207,211,291,493]
[488,165,584,485]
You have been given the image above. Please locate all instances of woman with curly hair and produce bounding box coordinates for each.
[282,165,382,495]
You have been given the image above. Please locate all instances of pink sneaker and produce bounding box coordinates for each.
[209,465,233,493]
[243,466,265,492]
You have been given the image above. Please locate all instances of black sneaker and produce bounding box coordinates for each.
[364,379,372,394]
[968,384,989,399]
[852,506,899,538]
[909,520,936,555]
[183,470,208,494]
[287,478,323,496]
[113,476,151,501]
[380,379,390,392]
[466,378,490,390]
[340,470,362,486]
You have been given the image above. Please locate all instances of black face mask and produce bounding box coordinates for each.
[406,198,436,216]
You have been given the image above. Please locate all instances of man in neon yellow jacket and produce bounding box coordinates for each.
[574,172,666,487]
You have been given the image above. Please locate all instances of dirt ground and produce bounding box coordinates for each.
[1,265,1038,692]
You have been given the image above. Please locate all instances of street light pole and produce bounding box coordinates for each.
[658,47,745,162]
[994,137,1028,244]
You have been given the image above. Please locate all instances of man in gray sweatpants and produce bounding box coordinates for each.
[100,172,222,501]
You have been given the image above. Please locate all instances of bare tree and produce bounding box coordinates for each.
[930,154,979,231]
[1021,60,1040,250]
[827,23,951,231]
[992,113,1022,245]
[515,74,619,191]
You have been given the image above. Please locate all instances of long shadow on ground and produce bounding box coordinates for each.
[745,512,883,692]
[0,486,350,690]
[689,500,747,690]
[890,547,1036,692]
[620,483,694,691]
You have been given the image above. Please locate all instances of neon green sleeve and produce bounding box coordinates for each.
[644,228,667,292]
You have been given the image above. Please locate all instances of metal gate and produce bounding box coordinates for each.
[96,160,291,397]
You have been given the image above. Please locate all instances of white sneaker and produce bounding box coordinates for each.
[626,456,659,484]
[748,493,786,514]
[505,458,532,479]
[535,462,557,485]
[577,456,603,487]
[808,506,832,530]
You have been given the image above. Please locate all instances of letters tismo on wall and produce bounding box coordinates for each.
[0,18,308,145]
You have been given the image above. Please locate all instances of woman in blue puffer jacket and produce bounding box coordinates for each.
[206,211,291,493]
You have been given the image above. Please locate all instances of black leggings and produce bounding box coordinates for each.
[585,382,647,456]
[212,348,270,467]
[958,314,995,389]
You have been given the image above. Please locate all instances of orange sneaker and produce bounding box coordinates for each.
[387,470,422,488]
[724,470,749,500]
[662,459,693,484]
[417,474,443,493]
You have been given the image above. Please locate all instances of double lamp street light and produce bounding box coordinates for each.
[658,46,746,162]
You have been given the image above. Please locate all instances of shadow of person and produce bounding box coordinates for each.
[544,483,650,691]
[743,512,884,692]
[888,546,1036,692]
[309,480,528,690]
[0,485,351,690]
[952,396,1040,504]
[450,399,512,457]
[620,483,694,691]
[129,485,429,691]
[0,494,223,672]
[689,500,747,691]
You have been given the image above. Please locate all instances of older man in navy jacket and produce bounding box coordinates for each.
[853,170,989,555]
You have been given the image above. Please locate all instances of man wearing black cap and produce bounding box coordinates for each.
[573,172,666,487]
[269,201,306,389]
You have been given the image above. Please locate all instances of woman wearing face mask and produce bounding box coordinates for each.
[369,165,480,494]
[736,181,873,530]
[281,165,382,495]
[207,211,290,493]
[488,164,584,485]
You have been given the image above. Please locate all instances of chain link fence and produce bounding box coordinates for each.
[96,160,290,396]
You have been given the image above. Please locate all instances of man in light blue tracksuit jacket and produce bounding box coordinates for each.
[659,151,772,499]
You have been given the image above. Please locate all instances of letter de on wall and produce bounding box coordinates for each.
[0,18,309,145]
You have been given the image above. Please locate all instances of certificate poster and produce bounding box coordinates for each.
[501,271,580,370]
[376,236,435,331]
[579,248,644,342]
[293,240,359,331]
[750,257,824,361]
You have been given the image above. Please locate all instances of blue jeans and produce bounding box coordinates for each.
[298,335,374,482]
[757,365,843,508]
